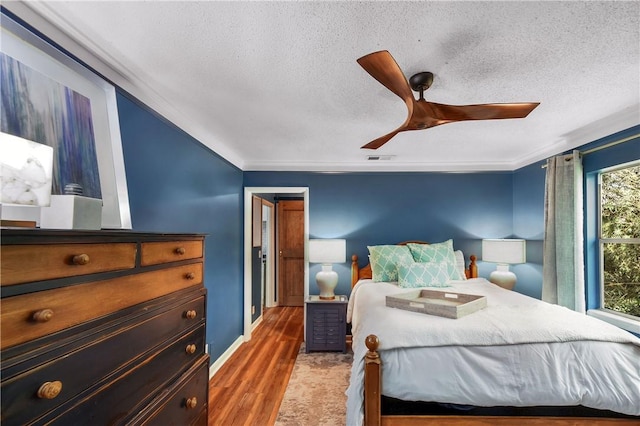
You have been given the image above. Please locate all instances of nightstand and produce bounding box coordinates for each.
[305,295,348,353]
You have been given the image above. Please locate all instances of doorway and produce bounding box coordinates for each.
[277,199,305,307]
[250,196,276,324]
[262,201,276,309]
[243,187,309,341]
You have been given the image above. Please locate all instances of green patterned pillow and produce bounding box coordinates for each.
[398,262,451,288]
[367,245,414,282]
[407,240,465,280]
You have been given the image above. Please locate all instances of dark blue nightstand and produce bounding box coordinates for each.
[305,295,348,353]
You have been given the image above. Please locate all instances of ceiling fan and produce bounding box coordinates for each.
[357,50,540,150]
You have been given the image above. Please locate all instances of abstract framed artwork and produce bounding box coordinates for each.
[0,13,132,229]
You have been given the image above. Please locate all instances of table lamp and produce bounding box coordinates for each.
[482,239,526,290]
[309,239,346,300]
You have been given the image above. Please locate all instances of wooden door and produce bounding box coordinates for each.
[277,200,304,307]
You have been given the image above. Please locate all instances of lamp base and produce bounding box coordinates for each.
[316,264,338,300]
[489,264,516,290]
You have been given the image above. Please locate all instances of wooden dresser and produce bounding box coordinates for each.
[0,229,209,425]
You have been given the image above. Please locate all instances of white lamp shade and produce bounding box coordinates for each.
[309,239,346,264]
[482,239,526,264]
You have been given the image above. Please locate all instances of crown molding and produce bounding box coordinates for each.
[2,1,245,170]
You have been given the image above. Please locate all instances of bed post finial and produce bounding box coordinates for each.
[351,254,360,288]
[364,334,381,426]
[365,334,379,353]
[468,254,478,278]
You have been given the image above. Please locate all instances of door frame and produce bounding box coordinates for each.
[243,187,309,341]
[262,200,276,309]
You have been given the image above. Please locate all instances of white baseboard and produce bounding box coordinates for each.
[208,314,265,379]
[251,314,263,331]
[208,336,244,379]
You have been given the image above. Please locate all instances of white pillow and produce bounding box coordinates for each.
[454,250,467,280]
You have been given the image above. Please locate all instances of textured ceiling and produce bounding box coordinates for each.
[5,1,639,172]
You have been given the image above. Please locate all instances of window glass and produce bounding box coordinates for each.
[601,166,640,238]
[599,165,640,318]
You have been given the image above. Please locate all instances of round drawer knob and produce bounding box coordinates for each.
[185,272,195,280]
[37,381,63,399]
[185,344,197,354]
[71,254,90,265]
[175,247,186,255]
[185,310,197,319]
[186,397,198,409]
[32,309,54,323]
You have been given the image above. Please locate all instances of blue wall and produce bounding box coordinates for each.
[244,171,517,298]
[247,128,639,302]
[0,7,246,366]
[512,161,546,298]
[7,6,637,369]
[512,125,640,301]
[117,92,244,362]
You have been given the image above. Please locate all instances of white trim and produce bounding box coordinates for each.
[251,314,263,332]
[5,1,245,170]
[594,163,640,334]
[587,309,640,335]
[262,200,277,308]
[9,2,638,174]
[242,159,517,173]
[243,187,309,341]
[208,335,244,379]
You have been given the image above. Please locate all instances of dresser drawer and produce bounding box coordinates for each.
[141,240,203,266]
[35,329,207,426]
[1,294,205,426]
[130,355,210,426]
[1,263,203,349]
[1,243,137,286]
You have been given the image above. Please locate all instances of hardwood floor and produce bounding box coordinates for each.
[208,306,304,425]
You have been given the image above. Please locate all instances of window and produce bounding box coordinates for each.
[598,163,640,319]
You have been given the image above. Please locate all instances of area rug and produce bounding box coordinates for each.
[275,343,353,425]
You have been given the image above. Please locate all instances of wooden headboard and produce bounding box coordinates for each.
[350,241,478,288]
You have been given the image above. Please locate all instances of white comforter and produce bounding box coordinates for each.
[346,278,640,425]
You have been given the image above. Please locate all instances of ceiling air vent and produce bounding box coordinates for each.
[367,155,395,161]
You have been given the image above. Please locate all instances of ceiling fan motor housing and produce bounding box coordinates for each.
[409,72,434,93]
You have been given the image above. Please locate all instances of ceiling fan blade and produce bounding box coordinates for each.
[357,50,539,149]
[357,50,414,104]
[426,102,540,122]
[361,127,405,150]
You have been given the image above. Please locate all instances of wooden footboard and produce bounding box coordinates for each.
[363,334,637,426]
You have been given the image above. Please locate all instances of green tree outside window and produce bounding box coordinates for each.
[600,165,640,317]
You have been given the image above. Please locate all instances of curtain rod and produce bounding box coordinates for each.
[579,133,639,155]
[541,133,639,168]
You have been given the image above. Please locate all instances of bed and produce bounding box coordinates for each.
[346,241,640,426]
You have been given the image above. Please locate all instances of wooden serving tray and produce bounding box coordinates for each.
[386,289,486,319]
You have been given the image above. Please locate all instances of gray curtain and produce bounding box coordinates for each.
[542,150,585,312]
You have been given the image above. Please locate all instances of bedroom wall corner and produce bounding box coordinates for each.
[512,161,546,299]
[116,91,244,363]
